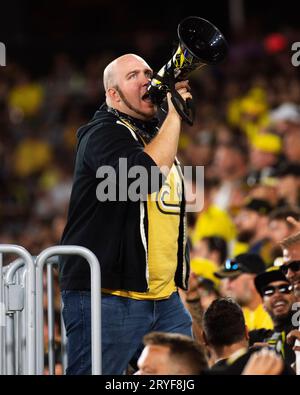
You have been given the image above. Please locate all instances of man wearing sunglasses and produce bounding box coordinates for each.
[280,232,300,300]
[279,231,300,361]
[250,267,296,366]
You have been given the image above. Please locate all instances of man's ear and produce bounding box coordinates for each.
[107,87,121,103]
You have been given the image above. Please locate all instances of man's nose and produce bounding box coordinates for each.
[141,75,151,86]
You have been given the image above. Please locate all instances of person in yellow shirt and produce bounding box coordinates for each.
[227,87,270,142]
[190,178,237,246]
[9,74,44,118]
[215,253,273,331]
[14,137,53,178]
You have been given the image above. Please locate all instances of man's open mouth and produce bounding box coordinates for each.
[272,300,287,308]
[141,92,151,102]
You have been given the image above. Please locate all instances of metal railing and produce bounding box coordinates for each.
[35,246,101,375]
[0,245,36,375]
[4,258,26,375]
[0,244,102,375]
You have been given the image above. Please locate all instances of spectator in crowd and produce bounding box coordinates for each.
[279,227,300,362]
[233,88,269,141]
[197,278,220,311]
[247,132,282,186]
[191,236,228,267]
[276,163,300,207]
[270,102,300,135]
[233,198,273,263]
[8,69,44,119]
[180,271,220,344]
[283,129,300,165]
[202,298,249,368]
[184,130,215,167]
[191,178,236,246]
[135,332,208,375]
[268,206,300,259]
[215,253,273,330]
[248,183,279,208]
[203,298,295,375]
[250,267,296,366]
[212,143,248,211]
[13,130,53,179]
[280,231,300,300]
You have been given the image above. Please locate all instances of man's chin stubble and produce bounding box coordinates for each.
[116,86,155,119]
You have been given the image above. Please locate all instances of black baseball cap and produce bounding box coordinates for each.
[214,253,266,279]
[244,198,273,215]
[254,267,290,297]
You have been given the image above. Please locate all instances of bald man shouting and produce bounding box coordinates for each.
[59,54,193,374]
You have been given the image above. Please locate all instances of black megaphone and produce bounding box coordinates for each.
[147,16,228,125]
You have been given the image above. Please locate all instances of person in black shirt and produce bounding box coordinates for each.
[202,298,250,369]
[59,54,193,374]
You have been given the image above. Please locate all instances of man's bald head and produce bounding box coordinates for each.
[103,60,116,91]
[103,54,149,91]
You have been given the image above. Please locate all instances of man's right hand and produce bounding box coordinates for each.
[144,80,192,174]
[286,216,300,231]
[166,80,192,119]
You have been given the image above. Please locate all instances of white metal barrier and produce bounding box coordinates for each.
[0,245,36,375]
[0,244,102,375]
[35,246,101,375]
[4,258,26,375]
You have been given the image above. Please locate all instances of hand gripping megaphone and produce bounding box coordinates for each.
[147,16,228,125]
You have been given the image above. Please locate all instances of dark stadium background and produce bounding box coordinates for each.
[1,0,300,73]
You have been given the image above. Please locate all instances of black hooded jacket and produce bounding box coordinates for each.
[59,105,190,292]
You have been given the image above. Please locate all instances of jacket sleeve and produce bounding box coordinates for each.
[84,121,165,194]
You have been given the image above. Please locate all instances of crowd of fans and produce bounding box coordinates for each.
[1,28,300,374]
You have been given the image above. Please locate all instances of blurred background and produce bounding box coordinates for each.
[1,0,300,262]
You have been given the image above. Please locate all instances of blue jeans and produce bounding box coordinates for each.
[61,291,192,375]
